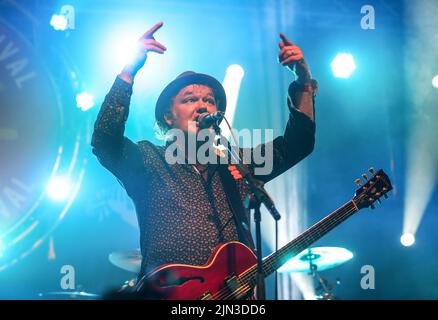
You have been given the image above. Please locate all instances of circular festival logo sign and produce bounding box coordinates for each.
[0,6,89,271]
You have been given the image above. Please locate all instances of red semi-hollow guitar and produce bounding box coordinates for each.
[136,168,392,300]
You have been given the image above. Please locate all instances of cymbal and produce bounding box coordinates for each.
[38,291,100,300]
[109,249,142,273]
[278,247,353,273]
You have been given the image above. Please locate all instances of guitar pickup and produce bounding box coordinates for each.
[224,275,240,292]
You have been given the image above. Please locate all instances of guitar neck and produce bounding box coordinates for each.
[239,200,359,286]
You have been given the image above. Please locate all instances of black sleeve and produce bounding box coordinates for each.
[91,76,146,197]
[244,80,317,183]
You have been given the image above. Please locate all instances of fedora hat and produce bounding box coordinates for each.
[155,71,227,129]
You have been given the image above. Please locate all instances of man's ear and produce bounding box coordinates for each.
[164,113,174,127]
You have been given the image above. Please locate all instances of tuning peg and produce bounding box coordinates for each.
[362,173,369,181]
[369,167,375,175]
[370,204,375,210]
[355,178,362,186]
[383,194,389,199]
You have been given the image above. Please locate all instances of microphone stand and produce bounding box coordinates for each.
[213,123,281,300]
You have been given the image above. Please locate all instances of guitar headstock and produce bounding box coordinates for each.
[353,168,393,210]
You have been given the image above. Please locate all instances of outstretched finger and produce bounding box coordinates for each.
[140,43,166,54]
[143,38,167,51]
[142,21,164,38]
[279,33,294,46]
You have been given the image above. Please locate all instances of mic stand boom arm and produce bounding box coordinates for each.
[212,123,281,221]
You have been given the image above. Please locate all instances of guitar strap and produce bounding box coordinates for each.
[217,164,256,251]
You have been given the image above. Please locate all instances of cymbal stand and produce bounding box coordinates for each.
[306,249,340,300]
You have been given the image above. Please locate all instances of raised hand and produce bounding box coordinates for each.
[120,22,167,83]
[278,33,311,83]
[138,22,167,55]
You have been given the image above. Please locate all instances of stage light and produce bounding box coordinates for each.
[291,274,317,300]
[226,64,245,80]
[46,176,72,201]
[432,75,438,88]
[114,37,142,70]
[220,64,245,138]
[0,237,4,257]
[331,53,356,78]
[50,14,68,31]
[99,24,146,74]
[76,92,95,111]
[117,42,140,67]
[403,2,438,257]
[400,233,415,247]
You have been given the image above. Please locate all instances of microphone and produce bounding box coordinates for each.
[197,112,224,129]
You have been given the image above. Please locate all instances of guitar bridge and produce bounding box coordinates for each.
[197,291,213,300]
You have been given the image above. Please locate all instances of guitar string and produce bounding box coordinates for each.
[210,200,360,300]
[259,201,356,276]
[240,179,384,282]
[211,113,363,299]
[238,201,357,297]
[212,178,386,299]
[211,117,383,299]
[213,202,356,300]
[251,201,356,275]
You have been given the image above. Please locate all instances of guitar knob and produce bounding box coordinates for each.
[362,173,369,181]
[369,167,375,175]
[355,178,362,187]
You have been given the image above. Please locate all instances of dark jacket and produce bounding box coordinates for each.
[91,76,316,276]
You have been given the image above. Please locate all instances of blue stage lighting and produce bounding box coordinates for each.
[0,238,4,257]
[50,14,68,31]
[400,233,415,247]
[76,92,95,111]
[115,39,141,69]
[331,53,356,78]
[46,176,72,201]
[220,64,245,138]
[432,75,438,88]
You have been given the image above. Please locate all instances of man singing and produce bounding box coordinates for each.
[92,22,317,299]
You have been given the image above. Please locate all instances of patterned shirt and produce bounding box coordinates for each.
[91,76,316,276]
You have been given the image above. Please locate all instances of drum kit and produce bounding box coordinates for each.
[107,245,353,300]
[37,246,352,299]
[108,249,141,274]
[278,246,354,300]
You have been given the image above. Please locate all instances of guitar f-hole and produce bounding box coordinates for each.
[155,276,205,288]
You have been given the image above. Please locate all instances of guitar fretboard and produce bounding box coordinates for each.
[239,200,358,287]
